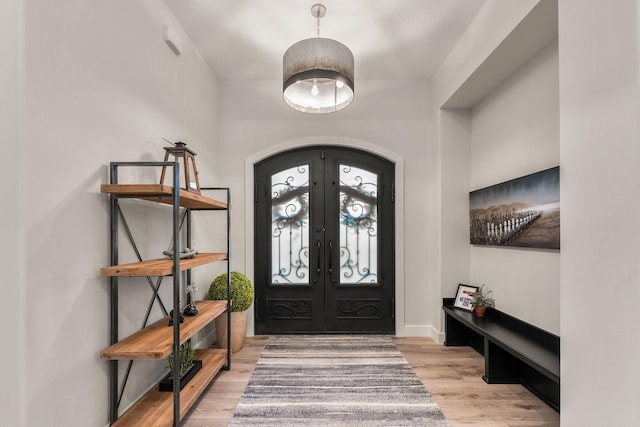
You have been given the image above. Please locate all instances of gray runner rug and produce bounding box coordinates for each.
[230,335,449,426]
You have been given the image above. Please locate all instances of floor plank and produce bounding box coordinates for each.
[183,336,560,426]
[395,337,560,426]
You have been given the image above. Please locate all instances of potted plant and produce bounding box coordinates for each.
[159,341,202,391]
[470,284,495,317]
[208,271,254,352]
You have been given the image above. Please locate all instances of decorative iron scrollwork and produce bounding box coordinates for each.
[271,165,310,284]
[268,299,312,319]
[339,165,378,284]
[336,299,381,319]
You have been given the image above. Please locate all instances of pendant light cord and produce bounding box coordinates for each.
[311,3,325,38]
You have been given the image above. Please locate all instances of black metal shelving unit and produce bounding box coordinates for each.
[101,161,231,427]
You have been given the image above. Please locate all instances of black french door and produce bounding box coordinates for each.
[254,146,395,333]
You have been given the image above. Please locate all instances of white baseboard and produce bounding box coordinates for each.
[402,325,446,345]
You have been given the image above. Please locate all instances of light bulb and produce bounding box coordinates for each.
[335,80,344,89]
[311,79,319,96]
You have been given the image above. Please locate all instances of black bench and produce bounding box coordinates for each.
[442,297,560,412]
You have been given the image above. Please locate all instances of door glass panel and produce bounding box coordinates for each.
[339,165,378,284]
[271,165,310,285]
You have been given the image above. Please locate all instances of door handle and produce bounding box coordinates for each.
[328,240,336,283]
[315,240,321,284]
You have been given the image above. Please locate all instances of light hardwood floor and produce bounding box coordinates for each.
[183,336,560,427]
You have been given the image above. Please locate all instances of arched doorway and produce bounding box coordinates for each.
[254,146,395,333]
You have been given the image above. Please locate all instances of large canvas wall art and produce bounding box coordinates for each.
[470,167,560,249]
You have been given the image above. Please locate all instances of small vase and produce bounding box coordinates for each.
[474,306,486,317]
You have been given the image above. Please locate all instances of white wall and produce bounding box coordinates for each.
[469,40,559,334]
[437,108,472,338]
[22,0,220,425]
[559,0,640,425]
[0,0,25,425]
[218,79,433,336]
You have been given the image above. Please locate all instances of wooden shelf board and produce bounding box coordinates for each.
[112,348,227,427]
[100,252,227,277]
[100,184,227,210]
[101,300,227,360]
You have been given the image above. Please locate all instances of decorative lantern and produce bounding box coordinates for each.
[159,142,201,194]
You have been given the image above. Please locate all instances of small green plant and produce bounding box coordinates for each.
[208,271,254,312]
[165,341,196,377]
[471,284,495,308]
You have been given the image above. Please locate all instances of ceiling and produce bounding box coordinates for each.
[163,0,486,81]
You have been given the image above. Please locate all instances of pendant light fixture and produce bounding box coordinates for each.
[283,3,354,114]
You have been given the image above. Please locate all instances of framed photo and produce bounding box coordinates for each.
[469,166,560,249]
[454,284,479,311]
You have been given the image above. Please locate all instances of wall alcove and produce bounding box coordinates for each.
[435,0,560,336]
